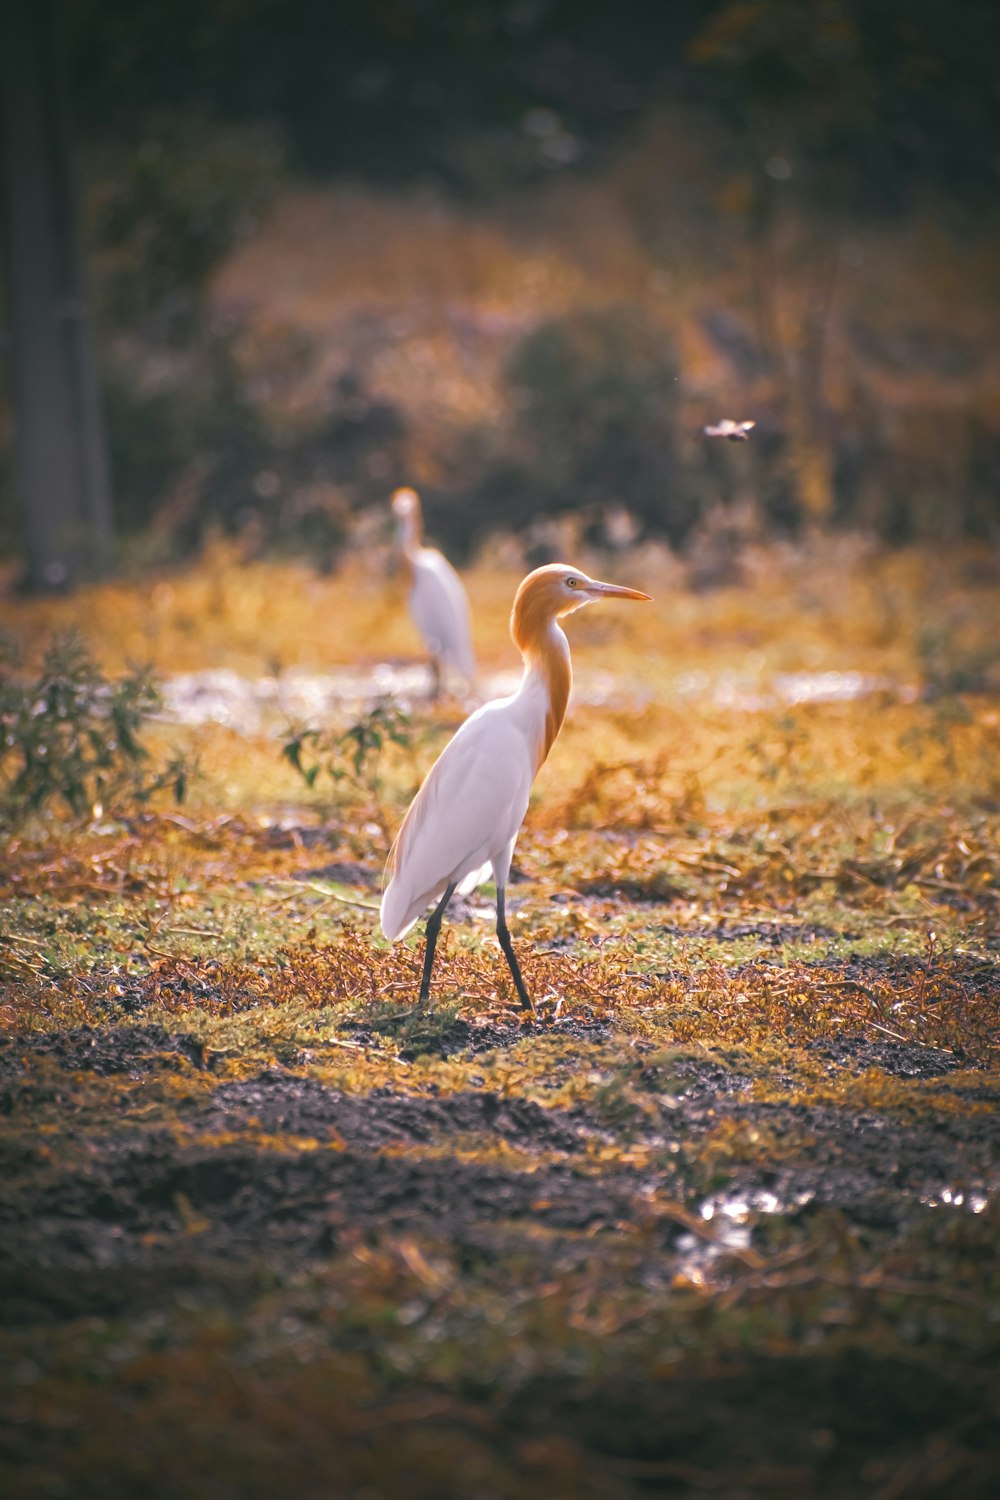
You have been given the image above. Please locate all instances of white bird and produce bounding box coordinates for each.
[392,487,476,694]
[703,418,756,442]
[381,563,650,1010]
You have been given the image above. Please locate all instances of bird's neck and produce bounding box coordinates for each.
[519,623,572,771]
[397,512,422,558]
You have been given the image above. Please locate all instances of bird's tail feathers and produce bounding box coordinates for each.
[380,859,492,940]
[380,878,422,942]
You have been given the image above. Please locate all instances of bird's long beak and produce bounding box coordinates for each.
[587,579,651,601]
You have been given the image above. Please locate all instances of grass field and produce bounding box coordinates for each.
[2,537,999,1498]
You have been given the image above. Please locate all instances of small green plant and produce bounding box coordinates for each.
[283,698,416,832]
[0,632,190,824]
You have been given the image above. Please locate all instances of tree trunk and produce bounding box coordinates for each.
[0,0,113,589]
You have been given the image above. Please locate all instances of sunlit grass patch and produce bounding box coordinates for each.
[621,955,1000,1063]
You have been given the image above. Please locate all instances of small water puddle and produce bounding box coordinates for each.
[674,1187,817,1283]
[159,665,915,733]
[675,1182,989,1286]
[675,667,917,713]
[158,664,646,731]
[919,1187,989,1213]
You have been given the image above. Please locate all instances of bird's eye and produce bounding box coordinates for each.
[565,577,579,589]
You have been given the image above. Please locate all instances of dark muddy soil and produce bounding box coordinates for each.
[2,1016,998,1500]
[2,1025,996,1297]
[347,1011,615,1058]
[805,1035,965,1078]
[0,1024,213,1080]
[292,859,379,887]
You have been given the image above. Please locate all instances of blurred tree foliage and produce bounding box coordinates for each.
[77,115,405,562]
[488,306,694,544]
[689,0,1000,216]
[2,0,997,562]
[91,119,283,333]
[686,0,1000,530]
[68,0,1000,211]
[80,117,303,558]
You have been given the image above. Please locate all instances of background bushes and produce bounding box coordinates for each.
[2,1,998,571]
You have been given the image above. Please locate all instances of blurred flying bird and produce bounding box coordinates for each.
[392,487,475,694]
[703,419,756,441]
[381,564,650,1011]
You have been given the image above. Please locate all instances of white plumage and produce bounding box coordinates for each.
[392,488,475,687]
[380,673,547,941]
[381,563,649,1009]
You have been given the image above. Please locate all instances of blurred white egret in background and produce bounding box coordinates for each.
[381,563,650,1011]
[392,487,475,694]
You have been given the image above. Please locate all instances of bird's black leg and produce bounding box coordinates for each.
[496,884,534,1013]
[418,882,457,1004]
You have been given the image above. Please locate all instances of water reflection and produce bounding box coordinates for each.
[677,1182,990,1286]
[675,668,916,713]
[675,1186,816,1283]
[160,665,437,732]
[920,1187,989,1213]
[160,664,913,732]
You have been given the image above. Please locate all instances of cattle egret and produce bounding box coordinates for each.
[381,563,650,1011]
[392,487,476,693]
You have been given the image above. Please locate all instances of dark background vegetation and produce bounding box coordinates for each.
[3,0,1000,565]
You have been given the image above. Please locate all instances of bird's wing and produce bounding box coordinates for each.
[410,550,476,677]
[381,707,533,940]
[704,419,755,440]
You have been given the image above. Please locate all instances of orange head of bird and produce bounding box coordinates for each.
[511,563,650,652]
[391,486,420,519]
